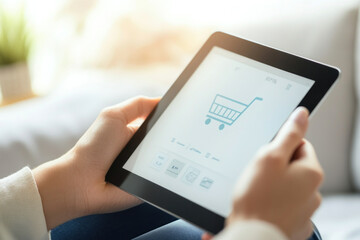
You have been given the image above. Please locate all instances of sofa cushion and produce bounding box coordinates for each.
[313,194,360,239]
[351,3,360,191]
[0,71,165,178]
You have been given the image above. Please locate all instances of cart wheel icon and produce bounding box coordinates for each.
[219,124,225,130]
[205,118,211,125]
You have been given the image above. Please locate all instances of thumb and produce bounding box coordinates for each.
[271,107,309,162]
[108,96,160,124]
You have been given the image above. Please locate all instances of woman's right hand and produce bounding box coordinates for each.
[227,107,323,240]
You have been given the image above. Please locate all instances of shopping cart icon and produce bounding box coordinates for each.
[205,94,263,130]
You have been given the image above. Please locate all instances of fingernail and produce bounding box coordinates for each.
[290,107,309,126]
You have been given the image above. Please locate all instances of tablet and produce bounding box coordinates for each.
[106,32,339,234]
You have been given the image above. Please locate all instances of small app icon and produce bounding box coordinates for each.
[166,159,185,178]
[152,153,168,170]
[182,167,200,184]
[200,177,214,189]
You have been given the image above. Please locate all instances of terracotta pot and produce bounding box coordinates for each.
[0,62,33,104]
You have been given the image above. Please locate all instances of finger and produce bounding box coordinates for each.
[310,192,322,212]
[292,140,322,172]
[271,107,309,162]
[106,96,160,124]
[300,192,322,226]
[293,220,313,240]
[201,233,213,240]
[291,139,306,162]
[290,141,324,188]
[126,122,142,137]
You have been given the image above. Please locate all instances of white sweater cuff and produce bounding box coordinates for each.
[0,167,48,240]
[214,219,288,240]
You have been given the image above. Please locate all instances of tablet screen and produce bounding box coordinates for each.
[123,46,315,217]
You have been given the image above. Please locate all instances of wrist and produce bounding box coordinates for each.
[33,152,84,230]
[221,219,288,240]
[227,213,291,239]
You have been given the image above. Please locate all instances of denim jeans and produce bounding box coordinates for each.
[51,203,321,240]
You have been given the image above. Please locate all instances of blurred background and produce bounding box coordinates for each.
[1,0,360,239]
[0,0,322,102]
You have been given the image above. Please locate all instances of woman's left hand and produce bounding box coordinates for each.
[33,96,160,230]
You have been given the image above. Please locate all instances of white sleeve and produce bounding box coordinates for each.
[0,167,49,240]
[214,219,288,240]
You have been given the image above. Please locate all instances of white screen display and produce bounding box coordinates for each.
[123,47,315,217]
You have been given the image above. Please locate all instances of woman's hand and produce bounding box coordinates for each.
[227,107,323,240]
[203,107,323,240]
[33,96,160,230]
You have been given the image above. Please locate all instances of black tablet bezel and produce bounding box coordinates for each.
[106,31,340,234]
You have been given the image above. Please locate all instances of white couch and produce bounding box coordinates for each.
[1,0,360,239]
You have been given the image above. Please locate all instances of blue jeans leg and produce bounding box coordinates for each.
[51,202,322,240]
[135,220,202,240]
[135,220,322,240]
[51,203,177,240]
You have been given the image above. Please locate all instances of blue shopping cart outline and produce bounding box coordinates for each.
[205,94,263,130]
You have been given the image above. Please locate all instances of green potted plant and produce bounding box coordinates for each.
[0,4,33,105]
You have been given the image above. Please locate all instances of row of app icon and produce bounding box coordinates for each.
[152,153,214,189]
